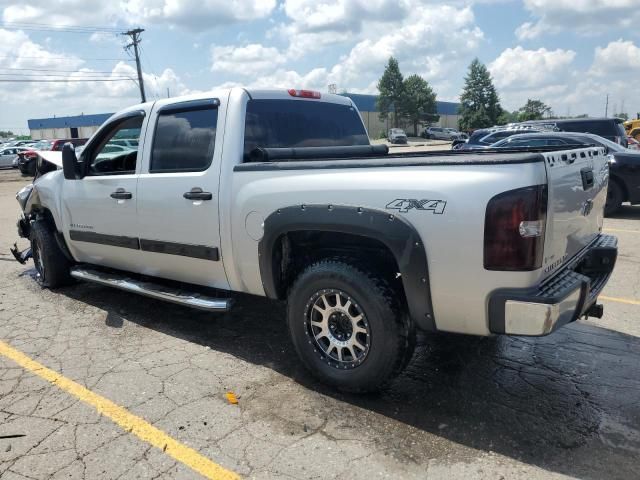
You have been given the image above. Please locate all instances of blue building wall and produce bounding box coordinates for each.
[27,113,114,130]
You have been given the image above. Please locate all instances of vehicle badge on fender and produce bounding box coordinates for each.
[386,199,447,214]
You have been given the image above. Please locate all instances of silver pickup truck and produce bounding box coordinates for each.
[13,88,618,392]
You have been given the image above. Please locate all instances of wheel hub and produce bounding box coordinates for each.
[328,312,353,341]
[305,289,370,369]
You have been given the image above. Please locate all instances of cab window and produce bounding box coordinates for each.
[150,106,218,173]
[87,116,143,176]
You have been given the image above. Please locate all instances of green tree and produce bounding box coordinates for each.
[377,57,404,128]
[517,99,551,121]
[400,74,438,136]
[497,110,518,125]
[459,58,502,130]
[614,112,629,121]
[0,130,14,138]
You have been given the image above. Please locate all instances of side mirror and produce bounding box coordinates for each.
[62,143,79,180]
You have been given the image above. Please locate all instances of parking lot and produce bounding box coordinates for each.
[0,168,638,479]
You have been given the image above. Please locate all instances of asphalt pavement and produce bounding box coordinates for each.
[0,168,638,479]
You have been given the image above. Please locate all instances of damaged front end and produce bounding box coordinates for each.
[10,184,34,264]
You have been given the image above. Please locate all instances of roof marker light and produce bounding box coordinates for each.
[288,89,321,99]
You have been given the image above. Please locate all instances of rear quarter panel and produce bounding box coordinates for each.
[227,160,547,336]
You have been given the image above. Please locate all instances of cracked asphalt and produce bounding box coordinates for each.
[0,168,639,479]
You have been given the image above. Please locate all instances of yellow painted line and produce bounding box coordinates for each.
[600,295,640,306]
[0,340,240,480]
[604,228,640,234]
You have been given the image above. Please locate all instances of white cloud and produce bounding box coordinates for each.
[590,39,640,76]
[211,44,286,76]
[0,29,188,133]
[282,0,410,33]
[330,6,482,84]
[2,0,277,30]
[489,46,576,90]
[516,0,639,39]
[214,3,483,102]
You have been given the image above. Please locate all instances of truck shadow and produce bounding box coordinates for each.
[608,204,640,220]
[60,284,640,480]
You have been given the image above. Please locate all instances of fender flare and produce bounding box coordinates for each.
[258,204,436,331]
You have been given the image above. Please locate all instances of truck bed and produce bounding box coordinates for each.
[235,145,593,172]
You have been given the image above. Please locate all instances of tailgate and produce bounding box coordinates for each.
[541,147,609,280]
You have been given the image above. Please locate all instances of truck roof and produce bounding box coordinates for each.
[121,88,354,114]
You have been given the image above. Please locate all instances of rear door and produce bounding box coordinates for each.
[136,97,229,289]
[541,147,609,280]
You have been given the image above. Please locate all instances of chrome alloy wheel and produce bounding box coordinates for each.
[304,289,370,369]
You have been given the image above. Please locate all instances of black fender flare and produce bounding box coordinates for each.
[258,204,436,331]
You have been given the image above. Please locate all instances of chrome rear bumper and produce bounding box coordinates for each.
[489,234,618,336]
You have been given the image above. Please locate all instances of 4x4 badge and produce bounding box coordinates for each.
[386,199,447,214]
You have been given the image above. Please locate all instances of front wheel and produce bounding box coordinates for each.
[30,220,72,288]
[287,260,415,393]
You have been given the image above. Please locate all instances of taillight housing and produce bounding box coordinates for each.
[484,185,547,271]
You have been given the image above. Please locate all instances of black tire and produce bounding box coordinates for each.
[287,259,415,393]
[30,220,72,288]
[605,179,623,216]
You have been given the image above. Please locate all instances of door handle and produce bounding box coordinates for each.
[110,190,132,200]
[580,167,594,191]
[183,188,213,201]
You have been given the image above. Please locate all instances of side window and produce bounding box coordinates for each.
[150,106,217,173]
[88,116,143,176]
[546,138,567,146]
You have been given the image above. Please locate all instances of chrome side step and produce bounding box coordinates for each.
[70,266,232,312]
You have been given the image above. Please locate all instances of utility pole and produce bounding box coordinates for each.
[604,93,609,118]
[122,28,146,103]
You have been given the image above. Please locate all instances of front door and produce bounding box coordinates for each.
[136,97,229,289]
[61,111,148,272]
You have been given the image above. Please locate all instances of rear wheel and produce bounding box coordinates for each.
[30,220,72,288]
[605,180,623,216]
[287,259,415,393]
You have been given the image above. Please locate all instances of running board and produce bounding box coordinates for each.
[70,266,232,312]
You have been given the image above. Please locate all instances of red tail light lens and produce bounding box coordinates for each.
[484,185,547,271]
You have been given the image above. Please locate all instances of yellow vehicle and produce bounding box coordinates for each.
[624,118,640,140]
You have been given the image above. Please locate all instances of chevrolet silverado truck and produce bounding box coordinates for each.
[12,88,618,392]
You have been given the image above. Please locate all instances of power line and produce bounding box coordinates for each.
[0,22,122,34]
[0,78,134,83]
[0,54,134,61]
[0,67,126,74]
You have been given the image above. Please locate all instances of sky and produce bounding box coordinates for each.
[0,0,639,135]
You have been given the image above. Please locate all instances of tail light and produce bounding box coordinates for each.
[288,89,321,99]
[484,185,547,271]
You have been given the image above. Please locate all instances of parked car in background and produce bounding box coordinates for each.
[456,126,543,150]
[387,128,408,144]
[422,127,463,140]
[109,139,139,149]
[50,138,87,151]
[489,131,640,216]
[0,146,30,168]
[519,118,628,147]
[490,132,590,148]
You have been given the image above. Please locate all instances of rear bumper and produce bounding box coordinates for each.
[488,234,618,336]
